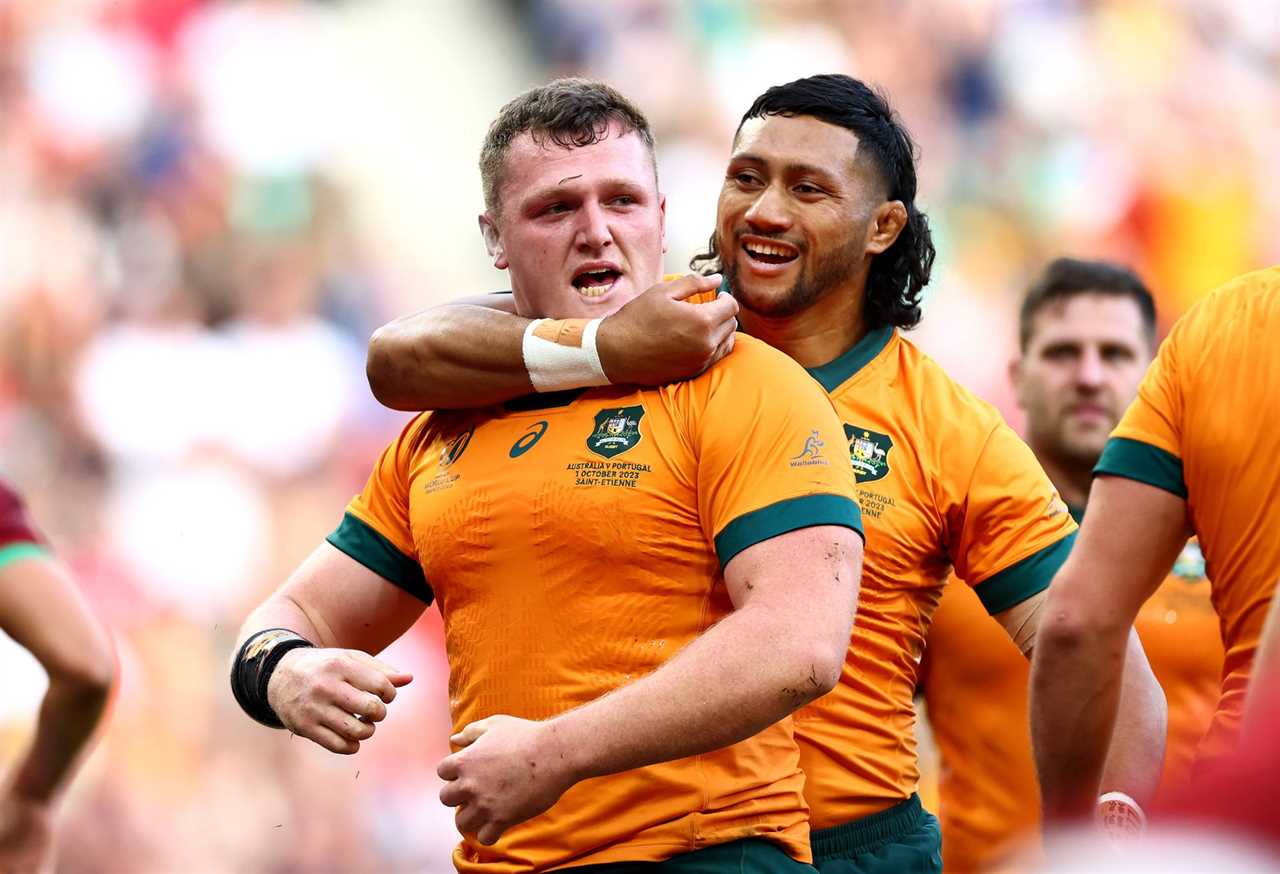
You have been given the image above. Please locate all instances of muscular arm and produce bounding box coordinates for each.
[366,274,736,411]
[0,553,114,804]
[235,543,428,753]
[238,542,428,653]
[997,586,1166,813]
[439,524,863,843]
[367,296,530,411]
[1029,476,1184,820]
[546,524,860,767]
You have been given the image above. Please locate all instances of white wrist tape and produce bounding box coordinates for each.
[522,318,610,392]
[1095,791,1147,843]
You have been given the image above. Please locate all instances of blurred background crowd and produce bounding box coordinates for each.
[0,0,1276,870]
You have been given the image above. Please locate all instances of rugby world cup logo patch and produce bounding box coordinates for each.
[587,405,645,459]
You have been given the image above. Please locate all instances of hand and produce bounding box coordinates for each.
[266,647,412,755]
[0,790,55,874]
[597,273,738,386]
[436,715,577,846]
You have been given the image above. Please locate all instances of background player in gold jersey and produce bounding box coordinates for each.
[1031,266,1280,821]
[232,79,864,872]
[919,258,1224,871]
[365,74,1168,873]
[0,480,115,874]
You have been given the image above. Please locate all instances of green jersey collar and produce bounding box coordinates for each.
[806,325,895,392]
[503,387,588,412]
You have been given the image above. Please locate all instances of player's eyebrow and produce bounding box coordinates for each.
[730,152,840,182]
[527,177,647,204]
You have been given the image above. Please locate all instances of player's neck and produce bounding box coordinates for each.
[739,287,868,370]
[1032,445,1094,510]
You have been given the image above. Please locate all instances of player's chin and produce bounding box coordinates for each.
[1061,428,1111,460]
[733,280,799,318]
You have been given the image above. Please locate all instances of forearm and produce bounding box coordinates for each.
[10,675,111,803]
[1097,630,1167,804]
[547,603,838,783]
[1030,613,1129,819]
[238,593,332,649]
[367,306,531,410]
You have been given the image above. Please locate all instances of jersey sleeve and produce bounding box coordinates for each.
[0,481,48,571]
[1094,320,1188,498]
[688,339,863,568]
[951,422,1078,614]
[326,415,434,604]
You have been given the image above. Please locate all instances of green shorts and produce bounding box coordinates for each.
[569,837,816,872]
[811,794,942,874]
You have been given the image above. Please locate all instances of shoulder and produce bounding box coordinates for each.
[895,335,1006,439]
[704,333,827,392]
[1176,266,1280,342]
[721,333,807,368]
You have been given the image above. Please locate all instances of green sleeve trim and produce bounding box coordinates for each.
[973,531,1076,615]
[714,493,864,569]
[325,513,433,605]
[0,543,49,573]
[1094,437,1188,499]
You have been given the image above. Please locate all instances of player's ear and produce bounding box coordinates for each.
[658,192,668,254]
[479,212,508,270]
[865,200,907,256]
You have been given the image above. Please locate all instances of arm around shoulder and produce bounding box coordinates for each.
[366,296,531,411]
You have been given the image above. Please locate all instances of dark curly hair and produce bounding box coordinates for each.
[691,74,935,330]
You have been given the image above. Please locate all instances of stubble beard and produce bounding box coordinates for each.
[1041,409,1116,473]
[722,232,861,319]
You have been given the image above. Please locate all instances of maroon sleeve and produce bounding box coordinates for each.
[0,480,44,549]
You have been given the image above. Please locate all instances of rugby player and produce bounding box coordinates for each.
[1031,265,1280,819]
[0,480,116,873]
[232,79,864,873]
[365,74,1168,873]
[920,258,1223,871]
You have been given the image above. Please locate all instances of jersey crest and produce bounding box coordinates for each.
[844,424,893,483]
[588,406,645,459]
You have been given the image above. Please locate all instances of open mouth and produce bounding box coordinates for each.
[741,239,799,266]
[572,267,622,298]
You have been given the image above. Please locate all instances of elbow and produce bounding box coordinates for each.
[786,639,845,706]
[366,324,408,411]
[1036,600,1123,660]
[48,641,116,704]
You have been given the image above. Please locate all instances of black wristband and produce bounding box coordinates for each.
[231,628,315,729]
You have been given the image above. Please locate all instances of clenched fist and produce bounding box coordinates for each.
[267,648,412,755]
[437,715,578,846]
